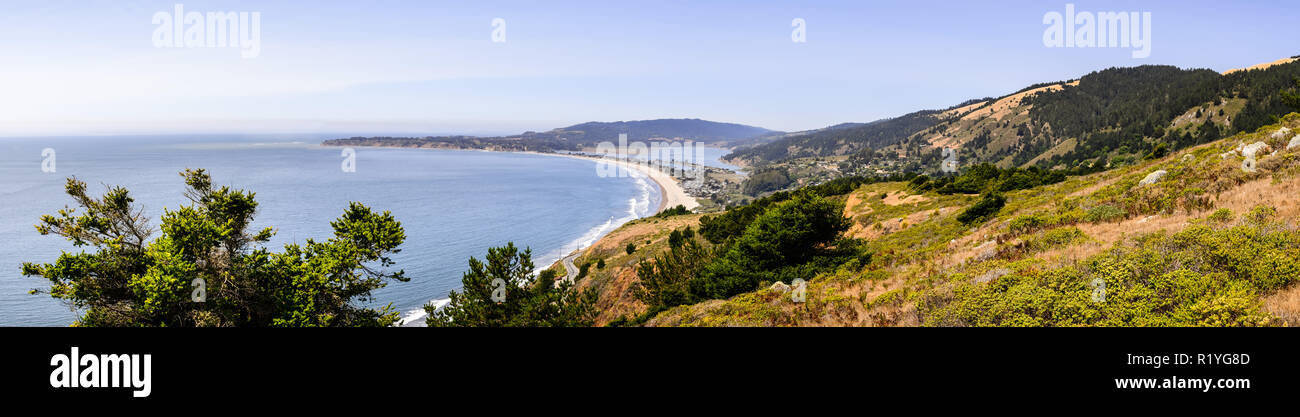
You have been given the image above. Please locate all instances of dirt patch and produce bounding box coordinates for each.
[883,191,930,206]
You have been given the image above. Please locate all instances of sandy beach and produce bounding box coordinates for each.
[545,153,700,212]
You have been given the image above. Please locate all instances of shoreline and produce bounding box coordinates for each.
[322,144,700,213]
[539,152,700,213]
[336,144,699,325]
[320,143,700,276]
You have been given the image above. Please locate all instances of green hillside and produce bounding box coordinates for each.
[587,114,1300,327]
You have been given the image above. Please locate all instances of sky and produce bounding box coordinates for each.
[0,0,1296,136]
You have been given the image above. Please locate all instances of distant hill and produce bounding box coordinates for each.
[323,118,779,151]
[550,119,776,145]
[726,55,1300,176]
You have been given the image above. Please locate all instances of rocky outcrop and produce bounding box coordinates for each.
[1241,142,1272,158]
[1139,170,1167,185]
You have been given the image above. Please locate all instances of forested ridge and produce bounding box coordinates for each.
[726,57,1300,174]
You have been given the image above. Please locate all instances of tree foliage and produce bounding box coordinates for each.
[23,169,408,327]
[909,164,1065,195]
[700,175,888,245]
[425,242,596,327]
[637,193,861,312]
[956,193,1006,225]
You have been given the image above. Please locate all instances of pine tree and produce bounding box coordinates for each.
[426,243,596,326]
[23,169,408,327]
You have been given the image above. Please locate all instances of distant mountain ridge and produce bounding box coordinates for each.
[726,55,1300,176]
[552,119,776,144]
[323,118,779,152]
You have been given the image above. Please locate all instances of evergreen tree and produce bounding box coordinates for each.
[23,169,408,327]
[426,243,596,327]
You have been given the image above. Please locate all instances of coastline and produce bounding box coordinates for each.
[322,144,700,213]
[539,152,700,213]
[319,143,699,285]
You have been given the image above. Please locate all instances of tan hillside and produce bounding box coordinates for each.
[544,213,706,325]
[630,114,1300,326]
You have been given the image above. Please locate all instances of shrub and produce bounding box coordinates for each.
[625,243,636,255]
[1009,214,1047,234]
[957,193,1006,225]
[1207,208,1234,224]
[1085,204,1125,223]
[656,204,691,217]
[922,212,1297,327]
[1036,227,1087,249]
[694,194,854,299]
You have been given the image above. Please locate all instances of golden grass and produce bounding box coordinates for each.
[1263,284,1300,327]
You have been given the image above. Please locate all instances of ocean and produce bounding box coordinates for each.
[0,134,673,326]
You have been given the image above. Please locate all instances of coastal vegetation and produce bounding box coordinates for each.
[426,243,596,327]
[908,164,1066,195]
[622,114,1300,326]
[628,191,865,322]
[23,169,409,327]
[28,57,1300,328]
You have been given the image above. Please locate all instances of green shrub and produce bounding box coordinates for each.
[1085,204,1125,223]
[1009,214,1046,234]
[922,213,1297,327]
[957,193,1006,225]
[625,243,636,255]
[656,204,691,217]
[1036,227,1087,249]
[1207,208,1234,224]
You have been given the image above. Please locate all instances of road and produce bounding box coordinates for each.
[561,252,580,284]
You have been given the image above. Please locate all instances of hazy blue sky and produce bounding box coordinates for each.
[1,0,1296,136]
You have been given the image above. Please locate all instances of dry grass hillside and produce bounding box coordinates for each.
[544,214,705,325]
[635,114,1300,326]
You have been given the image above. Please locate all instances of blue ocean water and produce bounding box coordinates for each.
[0,135,659,326]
